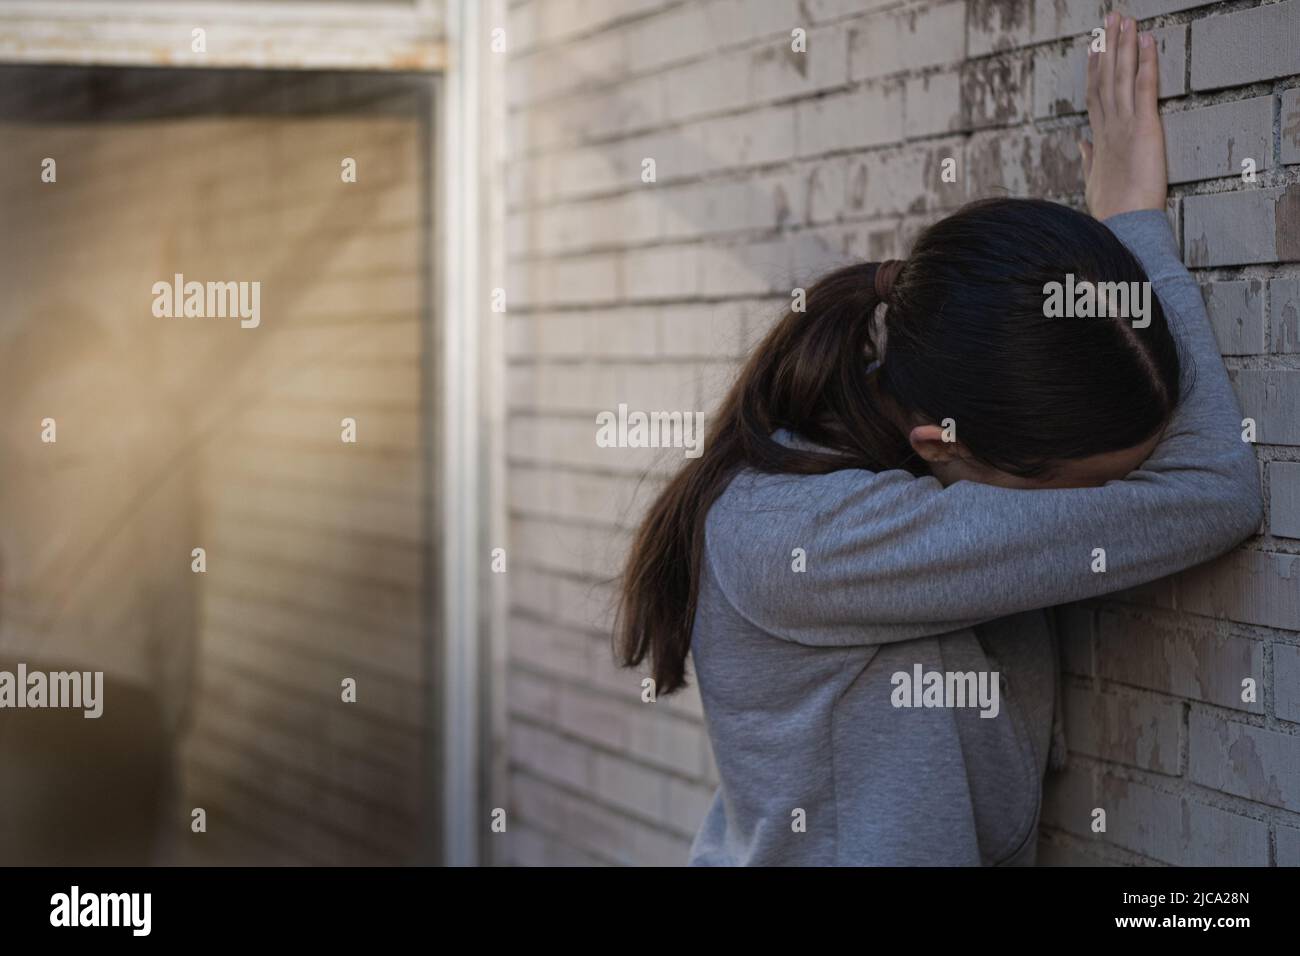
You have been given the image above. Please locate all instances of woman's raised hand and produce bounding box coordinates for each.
[1080,14,1168,221]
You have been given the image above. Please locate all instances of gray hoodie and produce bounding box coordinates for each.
[687,210,1263,866]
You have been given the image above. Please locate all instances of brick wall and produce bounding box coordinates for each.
[0,67,437,865]
[502,0,1300,866]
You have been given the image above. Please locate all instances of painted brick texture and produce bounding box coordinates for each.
[503,0,1300,866]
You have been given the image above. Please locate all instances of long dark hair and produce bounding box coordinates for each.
[617,198,1181,694]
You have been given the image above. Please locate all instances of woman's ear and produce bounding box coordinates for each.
[907,424,966,464]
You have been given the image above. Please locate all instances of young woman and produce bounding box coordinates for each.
[616,17,1262,865]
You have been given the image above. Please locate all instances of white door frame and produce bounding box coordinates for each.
[436,0,506,868]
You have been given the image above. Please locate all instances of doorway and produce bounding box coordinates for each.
[0,64,441,865]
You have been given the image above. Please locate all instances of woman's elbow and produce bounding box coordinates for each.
[1234,482,1265,542]
[1215,453,1264,544]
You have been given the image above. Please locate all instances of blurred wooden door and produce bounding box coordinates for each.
[0,66,439,865]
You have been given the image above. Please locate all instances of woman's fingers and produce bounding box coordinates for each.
[1135,30,1159,118]
[1114,16,1138,116]
[1078,19,1168,218]
[1098,12,1119,114]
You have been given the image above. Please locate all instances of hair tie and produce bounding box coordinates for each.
[874,259,904,300]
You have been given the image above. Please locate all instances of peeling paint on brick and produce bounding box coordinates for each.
[1283,89,1300,164]
[961,55,1030,128]
[1271,277,1300,353]
[1278,185,1300,262]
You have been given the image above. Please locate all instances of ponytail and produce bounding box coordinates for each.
[615,261,913,694]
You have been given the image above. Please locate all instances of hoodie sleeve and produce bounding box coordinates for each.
[705,210,1263,647]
